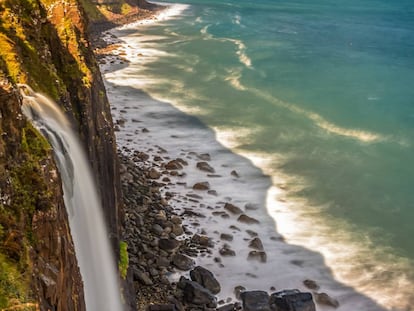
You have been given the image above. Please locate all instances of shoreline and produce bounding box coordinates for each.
[93,3,395,311]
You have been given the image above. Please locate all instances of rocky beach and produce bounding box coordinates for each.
[92,5,383,311]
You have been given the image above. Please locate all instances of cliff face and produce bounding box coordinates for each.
[0,0,122,309]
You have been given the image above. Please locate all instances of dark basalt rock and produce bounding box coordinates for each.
[219,244,236,257]
[196,161,215,173]
[237,214,260,224]
[178,277,217,307]
[193,182,210,190]
[148,304,177,311]
[241,291,271,311]
[249,237,264,250]
[190,266,221,294]
[314,292,339,308]
[165,160,183,170]
[224,203,243,215]
[247,251,267,263]
[173,253,195,271]
[303,279,319,290]
[158,238,180,252]
[269,289,315,311]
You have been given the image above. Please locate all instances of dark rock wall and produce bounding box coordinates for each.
[0,0,123,309]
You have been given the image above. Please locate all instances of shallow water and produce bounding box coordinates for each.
[102,1,414,309]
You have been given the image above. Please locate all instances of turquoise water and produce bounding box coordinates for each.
[120,0,414,308]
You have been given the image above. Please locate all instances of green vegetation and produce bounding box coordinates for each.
[0,122,53,307]
[0,254,31,309]
[119,241,129,279]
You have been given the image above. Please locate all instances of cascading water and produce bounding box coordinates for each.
[18,84,123,311]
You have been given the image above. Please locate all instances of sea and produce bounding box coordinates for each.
[102,1,414,310]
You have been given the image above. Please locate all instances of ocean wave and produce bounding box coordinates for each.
[232,14,241,25]
[251,90,386,143]
[224,68,246,91]
[120,3,190,29]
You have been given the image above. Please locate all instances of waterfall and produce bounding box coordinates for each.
[18,84,123,311]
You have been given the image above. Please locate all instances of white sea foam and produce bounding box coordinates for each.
[250,89,385,143]
[224,68,246,91]
[120,3,190,29]
[233,14,241,25]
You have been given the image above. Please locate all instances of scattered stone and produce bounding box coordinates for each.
[133,268,153,286]
[229,225,241,231]
[192,234,214,247]
[234,286,246,300]
[165,160,183,170]
[190,266,221,294]
[193,182,210,190]
[178,277,217,307]
[217,303,238,311]
[152,224,164,235]
[142,128,150,133]
[303,279,320,291]
[197,153,211,161]
[171,216,182,224]
[237,214,260,224]
[247,251,267,263]
[148,168,162,179]
[147,304,177,311]
[219,244,236,257]
[173,253,195,271]
[197,161,215,173]
[186,193,203,199]
[172,224,184,236]
[158,238,180,252]
[220,233,234,241]
[224,203,243,215]
[248,237,264,250]
[208,190,218,196]
[315,293,339,308]
[240,291,270,311]
[231,170,240,178]
[245,203,259,210]
[246,230,258,237]
[269,290,315,311]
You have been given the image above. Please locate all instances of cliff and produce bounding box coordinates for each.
[0,0,133,309]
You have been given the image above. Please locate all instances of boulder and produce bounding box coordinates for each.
[173,253,195,271]
[249,237,264,250]
[269,289,315,311]
[220,233,234,241]
[193,182,210,190]
[219,244,236,257]
[165,160,183,170]
[197,161,215,173]
[132,268,153,286]
[148,304,177,311]
[192,234,214,247]
[314,293,339,308]
[247,251,267,263]
[158,238,180,252]
[224,203,243,215]
[303,279,319,291]
[241,291,270,311]
[217,303,239,311]
[148,168,162,179]
[234,285,246,300]
[237,214,260,224]
[179,278,217,307]
[190,266,221,294]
